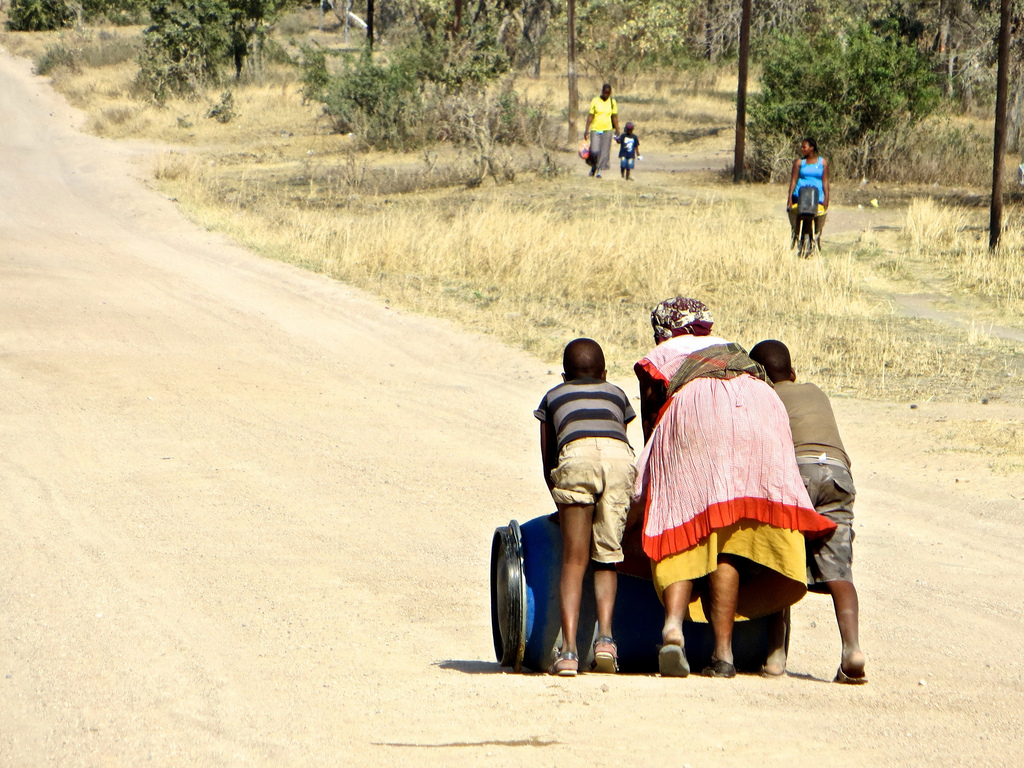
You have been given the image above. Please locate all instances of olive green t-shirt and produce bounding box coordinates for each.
[773,380,850,468]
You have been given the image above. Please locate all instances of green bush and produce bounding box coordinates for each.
[135,0,230,103]
[322,47,423,149]
[81,0,148,24]
[298,44,329,104]
[749,22,940,181]
[491,81,547,146]
[6,0,75,31]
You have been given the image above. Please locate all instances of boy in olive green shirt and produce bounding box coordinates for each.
[750,339,867,685]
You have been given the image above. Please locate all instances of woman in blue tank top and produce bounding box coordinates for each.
[786,138,830,244]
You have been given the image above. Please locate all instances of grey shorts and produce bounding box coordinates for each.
[800,461,856,591]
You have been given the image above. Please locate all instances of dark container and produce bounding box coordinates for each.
[797,186,819,215]
[491,513,782,674]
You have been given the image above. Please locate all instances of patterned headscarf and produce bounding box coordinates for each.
[651,297,714,342]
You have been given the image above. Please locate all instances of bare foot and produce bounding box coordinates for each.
[761,646,787,677]
[840,649,867,679]
[662,627,684,647]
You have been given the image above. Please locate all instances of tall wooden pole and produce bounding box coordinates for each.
[567,0,578,141]
[990,0,1011,250]
[367,0,375,49]
[733,0,752,183]
[454,0,462,33]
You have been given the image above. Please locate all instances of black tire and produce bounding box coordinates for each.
[490,520,527,670]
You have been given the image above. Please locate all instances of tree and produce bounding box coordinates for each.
[226,0,291,79]
[749,21,940,179]
[136,0,230,102]
[6,0,75,31]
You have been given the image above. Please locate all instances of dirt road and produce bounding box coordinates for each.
[2,49,1024,767]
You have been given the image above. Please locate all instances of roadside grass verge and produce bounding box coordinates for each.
[154,154,1023,401]
[927,417,1024,474]
[903,198,1024,318]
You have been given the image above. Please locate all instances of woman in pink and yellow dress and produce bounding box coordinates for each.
[634,297,835,677]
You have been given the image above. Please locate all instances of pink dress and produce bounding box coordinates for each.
[635,335,835,563]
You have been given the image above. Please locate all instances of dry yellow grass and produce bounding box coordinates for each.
[151,152,1021,400]
[927,417,1024,474]
[904,198,970,252]
[902,198,1024,316]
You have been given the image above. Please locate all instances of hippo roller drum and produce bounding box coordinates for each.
[490,513,784,673]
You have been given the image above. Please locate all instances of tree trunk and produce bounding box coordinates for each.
[733,0,751,182]
[367,0,374,49]
[567,0,577,141]
[990,0,1012,250]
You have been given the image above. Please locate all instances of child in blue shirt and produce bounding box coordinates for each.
[616,123,640,180]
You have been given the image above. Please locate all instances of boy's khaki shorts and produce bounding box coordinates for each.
[549,437,638,564]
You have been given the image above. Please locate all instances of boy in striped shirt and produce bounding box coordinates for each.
[535,338,637,676]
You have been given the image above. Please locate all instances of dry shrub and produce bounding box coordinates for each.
[152,151,200,181]
[870,118,991,186]
[904,198,970,252]
[79,32,139,68]
[944,226,1024,312]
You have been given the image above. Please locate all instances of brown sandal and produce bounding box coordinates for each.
[834,666,868,685]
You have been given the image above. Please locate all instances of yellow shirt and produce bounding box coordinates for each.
[588,96,617,132]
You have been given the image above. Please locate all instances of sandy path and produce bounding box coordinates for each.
[2,49,1024,767]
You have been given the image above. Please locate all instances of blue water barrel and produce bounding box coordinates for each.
[490,513,781,673]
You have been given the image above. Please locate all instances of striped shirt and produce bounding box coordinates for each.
[534,378,636,452]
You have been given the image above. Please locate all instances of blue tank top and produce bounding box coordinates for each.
[794,157,825,200]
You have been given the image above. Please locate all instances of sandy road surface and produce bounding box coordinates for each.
[3,49,1024,767]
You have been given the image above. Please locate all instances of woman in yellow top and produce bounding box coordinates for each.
[583,84,619,178]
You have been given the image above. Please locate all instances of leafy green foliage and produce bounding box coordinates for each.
[317,2,515,150]
[6,0,75,31]
[749,22,940,179]
[298,44,329,104]
[322,47,423,149]
[225,0,291,79]
[574,0,693,75]
[136,0,230,103]
[80,0,148,24]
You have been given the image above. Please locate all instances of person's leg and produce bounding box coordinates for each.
[593,564,617,641]
[762,607,789,676]
[661,580,693,647]
[828,580,865,678]
[707,554,741,667]
[557,502,594,657]
[658,579,693,676]
[597,132,612,175]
